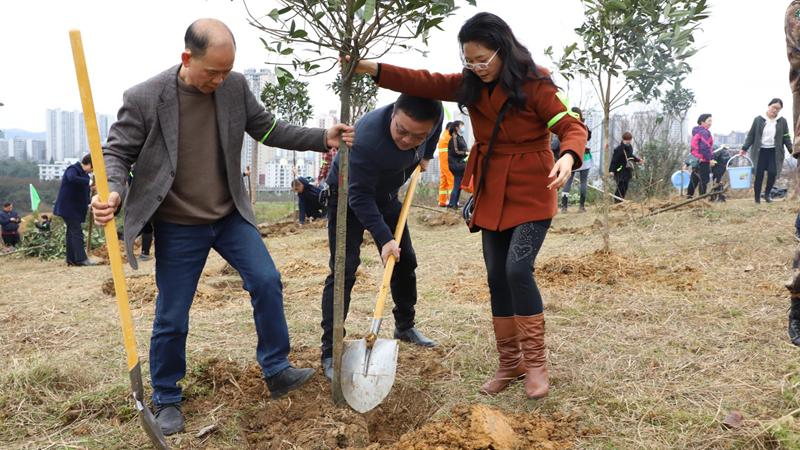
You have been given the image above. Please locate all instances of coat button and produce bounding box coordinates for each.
[169,171,175,177]
[156,195,163,202]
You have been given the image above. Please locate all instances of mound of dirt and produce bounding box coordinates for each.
[101,274,244,307]
[537,250,700,290]
[259,218,327,238]
[382,404,578,450]
[181,346,454,448]
[280,258,329,278]
[416,211,462,228]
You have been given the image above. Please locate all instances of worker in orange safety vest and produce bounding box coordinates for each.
[436,122,455,207]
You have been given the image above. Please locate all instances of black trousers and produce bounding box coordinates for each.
[481,220,551,317]
[320,195,418,358]
[64,219,88,265]
[613,173,630,201]
[687,162,710,197]
[2,232,19,247]
[141,221,153,255]
[754,147,777,201]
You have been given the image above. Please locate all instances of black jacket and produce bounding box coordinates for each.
[54,162,91,222]
[447,133,468,175]
[297,177,324,224]
[327,103,441,247]
[609,142,639,180]
[742,115,792,171]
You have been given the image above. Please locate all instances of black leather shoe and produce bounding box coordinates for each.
[321,357,333,380]
[394,327,437,347]
[789,299,800,347]
[74,259,98,266]
[265,366,315,399]
[155,403,184,436]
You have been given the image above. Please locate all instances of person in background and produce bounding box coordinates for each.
[54,154,95,266]
[447,120,468,209]
[609,132,641,201]
[687,114,714,198]
[317,148,337,186]
[740,98,793,204]
[291,176,326,224]
[34,214,52,233]
[710,146,730,202]
[0,202,22,249]
[559,106,592,212]
[437,124,455,206]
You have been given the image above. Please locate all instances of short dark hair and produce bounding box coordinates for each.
[3,202,11,207]
[570,106,583,122]
[697,113,712,125]
[185,20,236,57]
[769,98,784,107]
[81,154,92,166]
[291,178,304,189]
[622,132,633,141]
[393,94,442,124]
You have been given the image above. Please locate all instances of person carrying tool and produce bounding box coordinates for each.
[291,176,326,224]
[319,94,442,380]
[90,18,355,436]
[437,123,455,206]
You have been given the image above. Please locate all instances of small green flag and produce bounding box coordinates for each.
[29,184,40,212]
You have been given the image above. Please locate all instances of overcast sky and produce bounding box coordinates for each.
[0,0,792,136]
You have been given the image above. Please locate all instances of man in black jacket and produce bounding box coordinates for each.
[291,176,325,224]
[319,94,442,379]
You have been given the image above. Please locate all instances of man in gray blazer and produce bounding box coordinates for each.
[92,18,354,435]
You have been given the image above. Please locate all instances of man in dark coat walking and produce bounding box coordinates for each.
[54,154,94,266]
[0,202,22,249]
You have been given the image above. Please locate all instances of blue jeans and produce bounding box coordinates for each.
[448,172,464,208]
[150,211,290,405]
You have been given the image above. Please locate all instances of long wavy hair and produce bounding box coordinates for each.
[456,13,552,111]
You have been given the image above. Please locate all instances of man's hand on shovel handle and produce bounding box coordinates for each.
[381,240,401,266]
[92,192,121,226]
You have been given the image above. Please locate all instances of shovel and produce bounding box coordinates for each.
[69,30,169,449]
[341,165,422,413]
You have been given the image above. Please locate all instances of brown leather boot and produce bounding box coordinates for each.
[480,316,526,395]
[516,313,549,399]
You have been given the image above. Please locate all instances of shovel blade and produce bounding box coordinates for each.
[341,338,399,413]
[130,363,170,449]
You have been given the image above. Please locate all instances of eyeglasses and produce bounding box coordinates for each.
[393,117,430,142]
[462,50,499,71]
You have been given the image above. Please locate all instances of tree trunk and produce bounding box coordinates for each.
[600,106,611,253]
[332,8,355,403]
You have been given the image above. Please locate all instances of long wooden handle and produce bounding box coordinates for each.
[69,30,139,371]
[372,166,422,320]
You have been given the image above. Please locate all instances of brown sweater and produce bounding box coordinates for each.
[155,76,235,224]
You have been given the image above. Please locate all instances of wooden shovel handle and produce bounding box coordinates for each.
[70,30,139,371]
[372,166,421,320]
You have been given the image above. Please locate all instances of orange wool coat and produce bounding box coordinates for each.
[378,64,588,231]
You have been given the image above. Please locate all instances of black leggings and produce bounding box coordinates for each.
[754,147,777,200]
[687,162,710,197]
[481,220,551,317]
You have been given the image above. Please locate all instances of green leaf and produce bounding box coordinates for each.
[275,66,293,81]
[363,0,376,22]
[291,29,308,39]
[268,8,280,21]
[280,48,294,55]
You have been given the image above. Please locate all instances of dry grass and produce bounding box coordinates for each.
[1,196,800,448]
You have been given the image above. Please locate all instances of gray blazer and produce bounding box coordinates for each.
[104,65,329,268]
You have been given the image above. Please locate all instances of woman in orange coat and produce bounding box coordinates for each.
[354,12,587,399]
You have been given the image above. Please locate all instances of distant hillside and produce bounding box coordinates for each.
[1,129,46,140]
